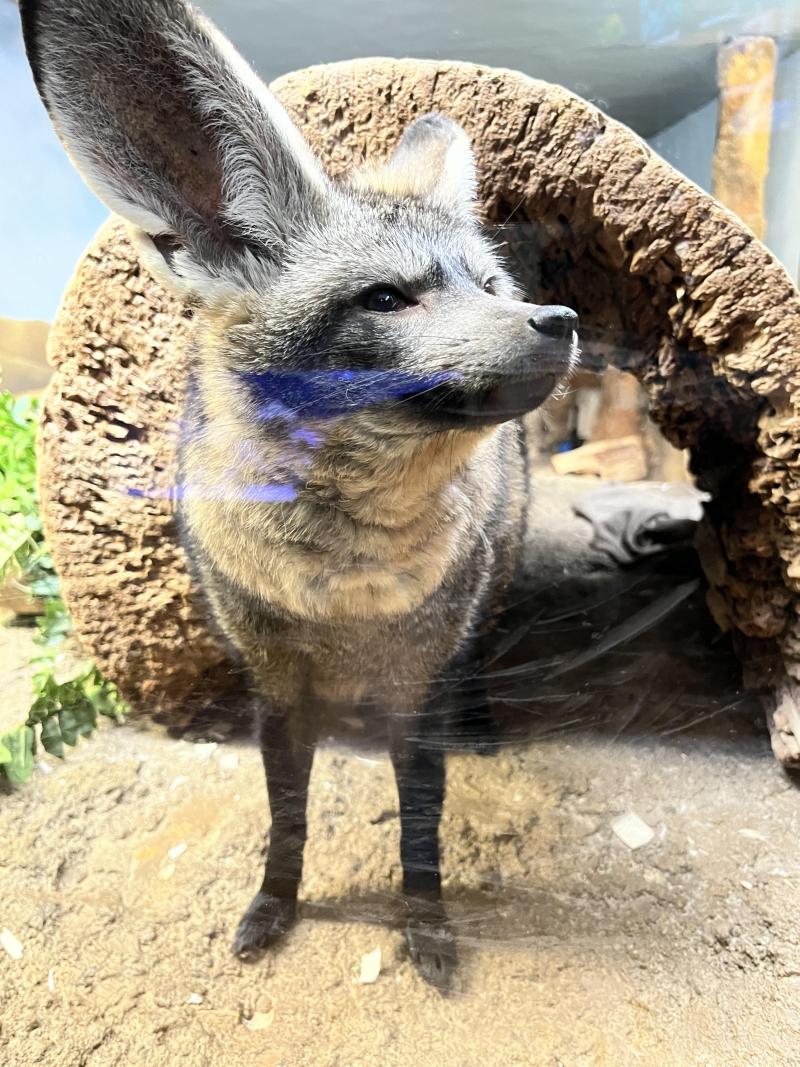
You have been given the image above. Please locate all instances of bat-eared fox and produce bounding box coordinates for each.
[21,0,579,989]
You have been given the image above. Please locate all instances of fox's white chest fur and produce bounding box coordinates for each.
[182,413,498,621]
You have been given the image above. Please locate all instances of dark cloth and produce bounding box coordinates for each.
[573,482,705,567]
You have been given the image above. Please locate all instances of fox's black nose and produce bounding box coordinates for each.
[528,305,578,340]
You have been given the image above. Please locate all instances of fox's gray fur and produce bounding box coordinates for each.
[21,0,579,988]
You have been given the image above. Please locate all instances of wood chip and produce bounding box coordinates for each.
[739,828,766,841]
[356,947,382,984]
[1,928,23,960]
[551,435,648,481]
[611,812,655,850]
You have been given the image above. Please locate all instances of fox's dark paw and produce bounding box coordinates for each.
[405,904,457,991]
[232,892,297,961]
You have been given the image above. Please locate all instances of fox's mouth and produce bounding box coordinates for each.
[408,371,560,428]
[466,373,559,423]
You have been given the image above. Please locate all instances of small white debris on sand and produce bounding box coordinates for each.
[738,828,766,841]
[194,742,218,760]
[47,968,55,992]
[158,863,176,881]
[186,992,204,1005]
[1,928,23,960]
[169,776,189,791]
[167,842,187,861]
[353,754,382,767]
[356,947,382,984]
[611,812,655,850]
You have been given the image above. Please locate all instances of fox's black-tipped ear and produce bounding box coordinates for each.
[353,113,477,215]
[19,0,330,300]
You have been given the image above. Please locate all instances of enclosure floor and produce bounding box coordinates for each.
[2,630,800,1066]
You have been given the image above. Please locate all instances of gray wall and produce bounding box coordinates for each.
[647,97,717,195]
[202,0,800,137]
[765,49,800,279]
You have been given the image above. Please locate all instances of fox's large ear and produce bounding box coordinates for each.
[353,113,477,216]
[20,0,330,300]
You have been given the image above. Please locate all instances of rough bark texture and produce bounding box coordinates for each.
[39,59,800,729]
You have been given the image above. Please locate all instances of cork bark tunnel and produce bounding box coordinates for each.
[38,59,800,760]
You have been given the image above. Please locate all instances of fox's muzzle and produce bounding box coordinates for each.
[407,302,579,428]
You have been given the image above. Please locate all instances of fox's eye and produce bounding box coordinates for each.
[483,278,498,295]
[360,287,408,313]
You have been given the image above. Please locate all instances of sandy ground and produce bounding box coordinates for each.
[3,675,800,1066]
[3,484,800,1065]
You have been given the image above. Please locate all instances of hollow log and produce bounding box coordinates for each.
[39,59,800,757]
